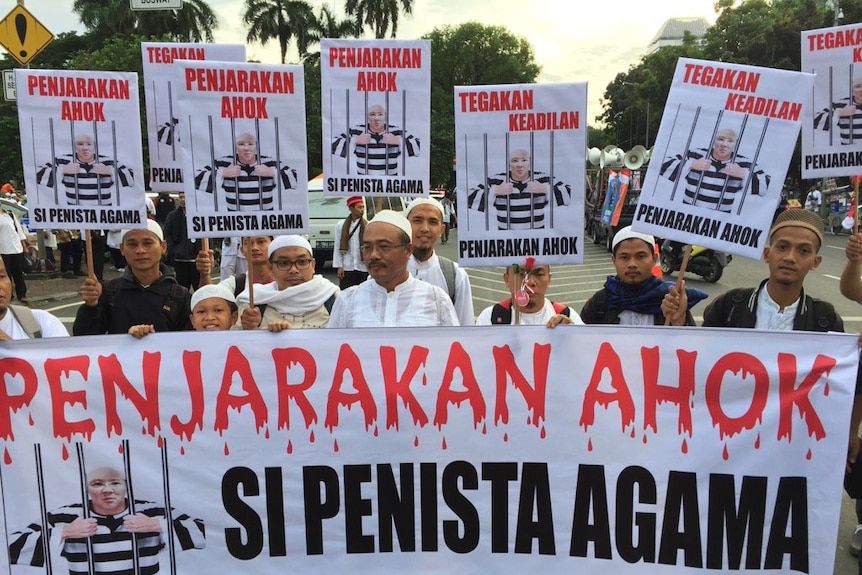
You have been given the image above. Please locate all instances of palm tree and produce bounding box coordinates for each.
[345,0,414,39]
[72,0,217,42]
[242,0,317,64]
[302,5,361,61]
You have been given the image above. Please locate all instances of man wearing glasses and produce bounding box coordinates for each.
[236,235,340,329]
[327,210,459,327]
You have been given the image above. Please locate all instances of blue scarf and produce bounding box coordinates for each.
[605,275,707,315]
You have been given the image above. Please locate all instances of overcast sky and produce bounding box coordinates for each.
[27,0,719,124]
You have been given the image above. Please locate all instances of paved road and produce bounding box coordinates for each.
[32,230,862,573]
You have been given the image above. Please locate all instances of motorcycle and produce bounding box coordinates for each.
[659,240,732,283]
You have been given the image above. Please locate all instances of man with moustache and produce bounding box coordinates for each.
[327,210,458,327]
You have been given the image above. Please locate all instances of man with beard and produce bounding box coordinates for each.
[333,196,368,289]
[405,197,474,325]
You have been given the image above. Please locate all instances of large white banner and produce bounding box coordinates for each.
[801,23,862,179]
[175,60,308,238]
[16,69,147,231]
[321,39,431,197]
[141,42,246,193]
[0,326,856,574]
[633,59,813,260]
[455,83,586,267]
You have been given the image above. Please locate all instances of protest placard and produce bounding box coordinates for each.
[17,69,146,230]
[175,60,308,238]
[455,83,586,266]
[142,42,246,192]
[321,39,430,197]
[802,23,862,178]
[633,58,812,259]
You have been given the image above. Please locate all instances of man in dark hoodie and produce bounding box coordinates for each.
[73,219,192,335]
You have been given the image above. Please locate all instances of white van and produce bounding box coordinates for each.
[307,175,406,267]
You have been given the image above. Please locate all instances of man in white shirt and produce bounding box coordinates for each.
[405,197,474,326]
[236,235,340,329]
[0,258,67,339]
[327,210,458,328]
[332,196,368,289]
[475,257,583,326]
[0,207,30,303]
[805,183,822,212]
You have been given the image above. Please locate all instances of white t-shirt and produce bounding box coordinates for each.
[475,299,585,325]
[0,308,68,339]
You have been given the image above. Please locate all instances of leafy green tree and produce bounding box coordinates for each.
[702,0,831,70]
[242,0,317,64]
[423,22,541,185]
[72,0,217,42]
[598,39,703,149]
[302,5,361,63]
[345,0,414,39]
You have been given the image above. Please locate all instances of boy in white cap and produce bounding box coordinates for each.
[128,284,239,337]
[327,210,458,328]
[405,197,474,325]
[580,226,706,326]
[74,219,193,335]
[237,235,340,329]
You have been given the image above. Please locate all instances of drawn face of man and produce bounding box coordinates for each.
[76,135,95,163]
[235,134,257,164]
[509,150,531,181]
[854,79,862,104]
[711,129,738,162]
[87,467,127,516]
[367,106,386,133]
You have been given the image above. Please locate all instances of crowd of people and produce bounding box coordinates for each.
[4,188,862,570]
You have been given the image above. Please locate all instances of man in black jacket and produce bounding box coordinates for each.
[163,192,201,290]
[73,219,192,335]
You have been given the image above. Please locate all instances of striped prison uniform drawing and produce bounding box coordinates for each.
[813,99,862,145]
[467,171,571,230]
[156,120,179,146]
[194,155,297,212]
[8,499,205,575]
[660,148,769,213]
[36,155,134,206]
[331,124,420,175]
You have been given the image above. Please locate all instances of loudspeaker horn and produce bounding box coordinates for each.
[587,147,602,166]
[624,145,647,170]
[600,146,624,169]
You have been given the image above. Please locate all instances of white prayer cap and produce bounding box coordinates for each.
[120,218,164,243]
[191,284,236,311]
[405,197,444,219]
[611,225,655,252]
[267,234,313,259]
[368,210,412,241]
